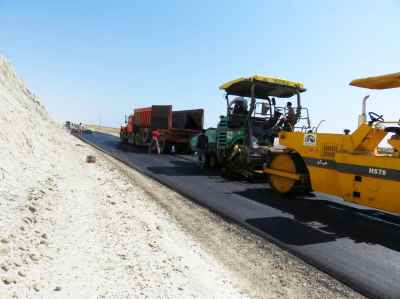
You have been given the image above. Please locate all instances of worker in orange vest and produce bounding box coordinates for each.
[149,129,161,154]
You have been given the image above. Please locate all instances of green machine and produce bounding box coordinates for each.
[191,75,309,177]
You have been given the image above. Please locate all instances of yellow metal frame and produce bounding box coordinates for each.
[276,123,400,214]
[264,167,301,180]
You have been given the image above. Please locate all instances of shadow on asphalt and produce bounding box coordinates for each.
[239,188,400,250]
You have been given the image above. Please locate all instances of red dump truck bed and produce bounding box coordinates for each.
[132,107,153,128]
[120,105,204,153]
[131,105,203,130]
[172,109,204,131]
[132,106,173,129]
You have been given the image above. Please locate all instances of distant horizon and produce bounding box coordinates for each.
[1,1,399,133]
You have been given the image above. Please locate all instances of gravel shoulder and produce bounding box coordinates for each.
[0,136,250,298]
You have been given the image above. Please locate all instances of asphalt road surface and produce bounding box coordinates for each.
[81,131,400,299]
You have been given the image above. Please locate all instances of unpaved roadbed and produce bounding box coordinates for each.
[0,140,248,298]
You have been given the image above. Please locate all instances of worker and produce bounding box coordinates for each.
[232,97,248,115]
[196,129,208,163]
[284,102,297,131]
[149,128,161,154]
[287,102,296,121]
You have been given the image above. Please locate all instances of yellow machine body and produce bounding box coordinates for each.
[275,125,400,213]
[264,72,400,215]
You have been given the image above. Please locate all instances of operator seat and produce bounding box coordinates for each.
[228,105,247,128]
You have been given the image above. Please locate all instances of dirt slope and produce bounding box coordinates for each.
[0,57,248,298]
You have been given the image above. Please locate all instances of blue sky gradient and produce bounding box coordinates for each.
[1,0,399,132]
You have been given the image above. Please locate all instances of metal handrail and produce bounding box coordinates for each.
[277,106,312,131]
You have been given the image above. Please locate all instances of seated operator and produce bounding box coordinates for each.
[232,97,248,115]
[286,102,296,126]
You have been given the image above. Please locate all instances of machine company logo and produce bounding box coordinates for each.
[304,133,317,146]
[368,167,387,176]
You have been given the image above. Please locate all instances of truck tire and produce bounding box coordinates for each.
[160,140,172,154]
[175,144,191,154]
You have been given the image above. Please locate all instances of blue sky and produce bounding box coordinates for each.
[1,0,399,132]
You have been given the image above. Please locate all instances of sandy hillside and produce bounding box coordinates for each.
[0,56,363,299]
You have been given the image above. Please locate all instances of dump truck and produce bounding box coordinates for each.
[121,105,203,154]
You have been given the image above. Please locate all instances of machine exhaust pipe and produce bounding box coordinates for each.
[358,95,370,127]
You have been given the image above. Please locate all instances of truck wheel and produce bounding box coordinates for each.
[164,143,172,154]
[175,144,190,154]
[159,140,171,154]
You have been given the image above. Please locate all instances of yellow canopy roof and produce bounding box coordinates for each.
[350,72,400,89]
[219,75,305,99]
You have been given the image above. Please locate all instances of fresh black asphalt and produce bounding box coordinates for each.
[81,131,400,299]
